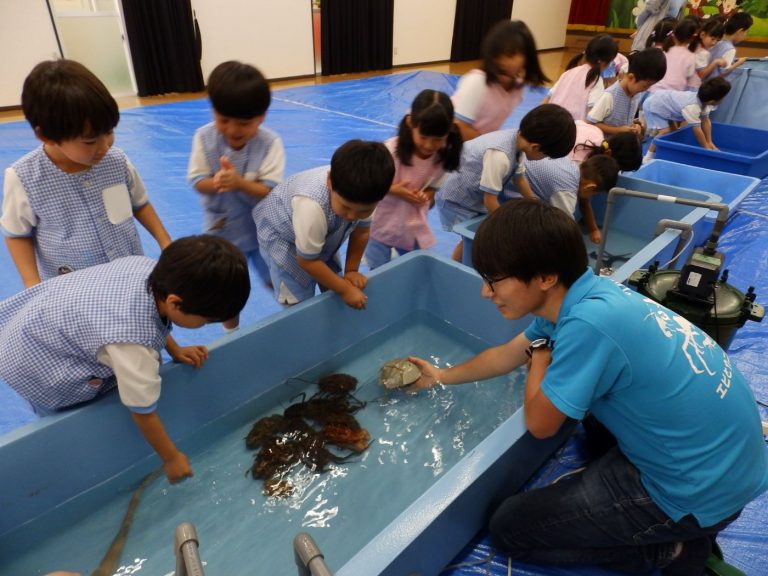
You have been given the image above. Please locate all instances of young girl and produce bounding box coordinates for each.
[544,34,619,121]
[451,20,548,141]
[573,131,643,172]
[649,19,699,92]
[688,18,727,90]
[364,90,462,270]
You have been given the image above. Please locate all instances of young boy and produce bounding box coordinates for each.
[188,61,285,330]
[0,236,250,484]
[410,199,767,576]
[1,59,171,288]
[642,76,731,162]
[523,154,620,244]
[435,103,577,261]
[587,48,667,136]
[706,11,753,80]
[252,140,394,309]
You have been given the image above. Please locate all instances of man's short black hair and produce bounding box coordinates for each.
[148,236,250,323]
[724,12,753,35]
[329,140,395,204]
[22,59,119,141]
[473,199,587,288]
[699,76,731,103]
[627,48,667,83]
[519,104,577,159]
[207,61,271,119]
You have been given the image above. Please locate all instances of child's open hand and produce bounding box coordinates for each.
[213,156,241,192]
[171,345,209,369]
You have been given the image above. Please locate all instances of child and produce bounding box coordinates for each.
[364,90,462,270]
[572,131,643,172]
[705,11,753,80]
[0,236,251,484]
[253,140,395,308]
[632,1,686,52]
[543,34,619,121]
[688,17,727,90]
[523,154,619,245]
[650,19,699,92]
[1,59,171,288]
[451,20,548,141]
[436,104,576,261]
[642,77,732,162]
[188,61,285,330]
[587,48,667,137]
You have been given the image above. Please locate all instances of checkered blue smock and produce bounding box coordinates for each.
[436,129,520,213]
[253,167,357,288]
[596,82,640,128]
[192,124,281,252]
[0,256,170,410]
[523,156,580,204]
[10,146,144,280]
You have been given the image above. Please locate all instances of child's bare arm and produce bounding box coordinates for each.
[130,411,192,484]
[691,124,710,149]
[697,58,728,79]
[701,117,716,149]
[514,174,537,200]
[5,236,41,288]
[455,119,481,143]
[594,122,639,136]
[344,226,369,289]
[579,197,601,244]
[133,202,171,250]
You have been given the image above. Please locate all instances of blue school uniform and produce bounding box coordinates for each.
[0,257,170,410]
[4,147,144,280]
[253,167,361,296]
[522,156,580,211]
[588,82,641,128]
[189,123,282,253]
[436,129,521,229]
[524,269,768,527]
[705,39,735,80]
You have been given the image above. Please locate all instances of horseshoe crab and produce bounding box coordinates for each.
[379,358,421,389]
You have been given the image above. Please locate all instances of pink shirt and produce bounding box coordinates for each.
[569,121,605,163]
[370,137,447,250]
[549,64,596,121]
[650,46,696,92]
[452,69,524,135]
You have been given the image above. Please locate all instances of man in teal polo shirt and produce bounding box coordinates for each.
[410,199,767,575]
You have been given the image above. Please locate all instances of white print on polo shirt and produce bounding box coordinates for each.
[715,353,733,399]
[642,298,717,377]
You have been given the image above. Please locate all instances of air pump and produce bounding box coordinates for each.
[595,187,764,349]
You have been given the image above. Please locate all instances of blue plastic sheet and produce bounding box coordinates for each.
[711,61,768,130]
[0,71,766,575]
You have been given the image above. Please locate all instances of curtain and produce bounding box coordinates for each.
[121,0,204,96]
[321,0,394,76]
[450,0,514,62]
[568,0,613,26]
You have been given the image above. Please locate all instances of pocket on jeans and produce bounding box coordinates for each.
[102,184,133,224]
[632,518,675,544]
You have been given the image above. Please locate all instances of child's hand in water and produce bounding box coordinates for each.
[340,284,368,310]
[164,451,193,484]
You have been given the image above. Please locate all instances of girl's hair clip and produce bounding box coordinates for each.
[602,140,611,152]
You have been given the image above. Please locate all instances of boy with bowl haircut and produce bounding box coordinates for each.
[253,140,395,309]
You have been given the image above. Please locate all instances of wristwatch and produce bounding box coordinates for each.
[526,337,551,358]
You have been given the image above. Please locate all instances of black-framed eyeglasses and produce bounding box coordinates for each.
[480,273,510,293]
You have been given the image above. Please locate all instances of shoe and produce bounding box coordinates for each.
[662,537,711,576]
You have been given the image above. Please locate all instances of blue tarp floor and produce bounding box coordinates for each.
[0,71,765,575]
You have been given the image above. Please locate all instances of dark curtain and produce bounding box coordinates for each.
[321,0,394,76]
[450,0,514,62]
[121,0,204,96]
[568,0,612,26]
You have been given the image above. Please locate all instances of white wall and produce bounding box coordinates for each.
[191,0,315,81]
[0,0,62,107]
[512,0,570,50]
[393,0,456,66]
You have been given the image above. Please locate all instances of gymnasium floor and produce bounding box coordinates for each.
[0,62,766,575]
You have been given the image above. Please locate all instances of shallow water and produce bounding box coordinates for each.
[0,310,525,576]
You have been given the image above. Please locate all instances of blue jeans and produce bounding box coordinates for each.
[489,446,740,573]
